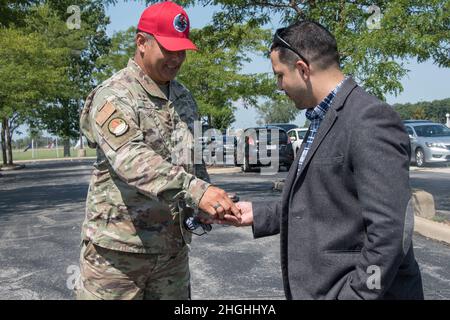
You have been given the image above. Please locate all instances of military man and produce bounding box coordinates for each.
[75,1,241,300]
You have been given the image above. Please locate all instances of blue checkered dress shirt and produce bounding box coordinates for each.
[297,79,346,174]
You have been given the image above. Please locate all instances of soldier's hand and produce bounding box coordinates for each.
[200,201,253,227]
[198,186,242,222]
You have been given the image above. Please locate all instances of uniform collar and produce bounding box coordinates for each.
[127,59,185,101]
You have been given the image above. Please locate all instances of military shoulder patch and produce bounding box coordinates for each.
[108,117,129,137]
[95,101,116,126]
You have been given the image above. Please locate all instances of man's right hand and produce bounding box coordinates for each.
[198,186,242,222]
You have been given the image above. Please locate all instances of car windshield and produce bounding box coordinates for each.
[248,129,288,144]
[413,124,450,137]
[298,130,307,139]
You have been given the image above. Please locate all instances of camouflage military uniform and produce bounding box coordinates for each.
[75,59,210,300]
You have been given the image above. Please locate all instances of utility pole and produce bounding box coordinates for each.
[56,136,59,158]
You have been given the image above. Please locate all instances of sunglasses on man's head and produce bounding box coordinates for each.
[272,28,310,66]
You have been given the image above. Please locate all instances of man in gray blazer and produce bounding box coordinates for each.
[208,20,424,300]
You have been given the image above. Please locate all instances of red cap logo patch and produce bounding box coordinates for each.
[173,14,188,33]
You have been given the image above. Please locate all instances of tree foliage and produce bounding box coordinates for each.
[256,96,299,125]
[36,1,110,156]
[3,0,449,164]
[95,23,277,130]
[0,5,72,164]
[135,0,449,100]
[0,0,110,163]
[394,98,450,123]
[179,24,276,130]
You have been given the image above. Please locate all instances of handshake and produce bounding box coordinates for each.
[197,186,253,227]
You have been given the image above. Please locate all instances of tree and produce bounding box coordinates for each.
[394,98,450,123]
[0,1,110,164]
[256,96,299,124]
[94,27,136,82]
[0,11,71,165]
[179,25,276,130]
[36,0,110,157]
[138,0,449,101]
[0,1,35,27]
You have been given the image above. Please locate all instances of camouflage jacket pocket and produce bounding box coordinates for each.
[137,99,173,159]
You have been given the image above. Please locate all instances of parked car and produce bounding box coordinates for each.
[403,120,450,167]
[238,126,294,172]
[287,128,308,157]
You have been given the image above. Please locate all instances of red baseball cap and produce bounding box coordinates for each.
[137,1,197,51]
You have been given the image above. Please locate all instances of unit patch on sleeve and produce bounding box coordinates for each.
[108,117,129,137]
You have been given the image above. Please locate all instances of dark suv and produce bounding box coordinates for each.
[237,126,294,172]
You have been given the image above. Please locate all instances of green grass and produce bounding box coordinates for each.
[1,147,96,162]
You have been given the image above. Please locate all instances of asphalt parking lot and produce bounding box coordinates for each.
[0,160,449,299]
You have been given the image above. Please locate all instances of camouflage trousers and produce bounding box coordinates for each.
[74,241,190,300]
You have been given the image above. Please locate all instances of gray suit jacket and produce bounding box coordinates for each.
[252,78,423,300]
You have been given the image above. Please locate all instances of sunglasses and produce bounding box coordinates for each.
[273,28,310,66]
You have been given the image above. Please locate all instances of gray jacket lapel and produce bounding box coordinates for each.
[282,129,311,202]
[291,77,358,189]
[293,109,338,183]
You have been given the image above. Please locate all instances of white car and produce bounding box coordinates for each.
[288,128,308,157]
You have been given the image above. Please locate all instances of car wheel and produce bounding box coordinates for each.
[415,148,425,167]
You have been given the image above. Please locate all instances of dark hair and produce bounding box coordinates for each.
[271,20,340,70]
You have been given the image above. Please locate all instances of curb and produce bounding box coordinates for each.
[0,164,26,171]
[410,166,450,174]
[414,216,450,245]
